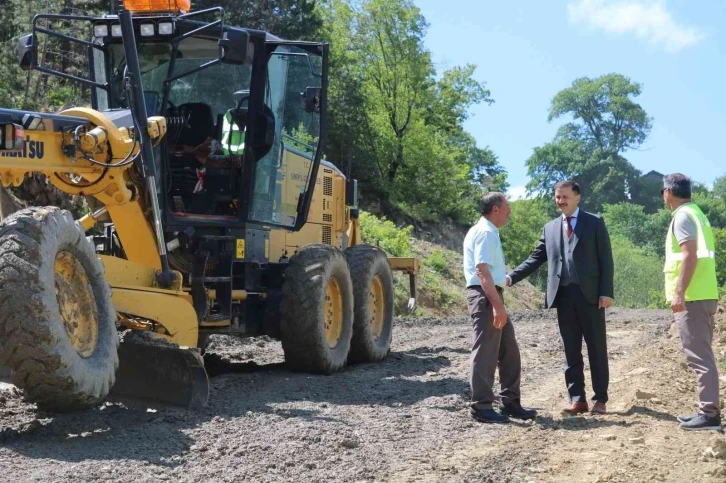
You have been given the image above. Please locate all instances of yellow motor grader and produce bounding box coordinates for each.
[0,0,418,410]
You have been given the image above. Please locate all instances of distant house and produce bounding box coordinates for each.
[631,170,664,213]
[641,170,664,182]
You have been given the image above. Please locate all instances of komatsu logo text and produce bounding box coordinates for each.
[0,136,44,159]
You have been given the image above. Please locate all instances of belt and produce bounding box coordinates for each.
[467,285,504,293]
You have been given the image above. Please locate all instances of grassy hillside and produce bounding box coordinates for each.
[358,211,543,317]
[399,239,544,316]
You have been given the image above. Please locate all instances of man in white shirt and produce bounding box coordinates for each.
[463,192,537,423]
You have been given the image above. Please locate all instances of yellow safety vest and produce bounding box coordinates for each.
[663,203,718,302]
[221,109,245,155]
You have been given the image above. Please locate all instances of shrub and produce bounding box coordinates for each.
[611,234,666,308]
[427,249,448,276]
[358,211,413,257]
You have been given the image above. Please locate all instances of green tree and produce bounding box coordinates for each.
[526,73,653,212]
[629,172,664,214]
[692,193,726,286]
[424,64,504,215]
[693,192,726,229]
[1,0,108,111]
[357,0,433,185]
[610,234,665,309]
[714,227,726,287]
[499,198,552,290]
[318,0,503,223]
[466,144,508,195]
[193,0,322,39]
[425,64,492,135]
[713,174,726,200]
[549,73,652,155]
[0,0,106,217]
[602,203,671,257]
[602,203,650,246]
[315,0,369,182]
[2,1,321,111]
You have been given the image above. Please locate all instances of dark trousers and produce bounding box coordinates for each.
[466,286,521,409]
[555,284,609,403]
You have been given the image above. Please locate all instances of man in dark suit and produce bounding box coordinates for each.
[506,180,614,415]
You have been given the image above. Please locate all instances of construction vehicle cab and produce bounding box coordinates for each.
[0,1,418,411]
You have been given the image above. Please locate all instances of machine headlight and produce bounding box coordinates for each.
[158,22,174,35]
[111,24,122,37]
[139,23,155,37]
[93,24,109,38]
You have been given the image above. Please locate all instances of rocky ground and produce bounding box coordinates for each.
[2,306,726,482]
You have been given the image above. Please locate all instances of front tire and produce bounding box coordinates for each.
[0,207,118,411]
[281,244,354,374]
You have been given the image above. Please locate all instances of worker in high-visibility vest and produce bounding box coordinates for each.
[221,89,249,155]
[662,173,721,431]
[221,107,246,155]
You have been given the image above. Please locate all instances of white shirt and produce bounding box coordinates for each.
[463,217,507,287]
[562,207,580,234]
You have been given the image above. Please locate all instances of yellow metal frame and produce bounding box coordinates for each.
[387,257,420,275]
[100,255,198,347]
[346,216,362,247]
[0,108,165,268]
[388,257,419,313]
[111,288,198,347]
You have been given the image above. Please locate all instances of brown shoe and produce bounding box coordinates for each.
[591,402,607,414]
[562,401,589,415]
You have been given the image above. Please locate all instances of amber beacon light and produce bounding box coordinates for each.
[123,0,191,14]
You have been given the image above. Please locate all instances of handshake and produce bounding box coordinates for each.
[504,273,613,309]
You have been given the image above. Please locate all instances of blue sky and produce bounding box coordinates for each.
[413,0,726,199]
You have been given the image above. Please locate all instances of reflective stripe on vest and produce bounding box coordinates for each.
[664,250,716,262]
[663,203,719,302]
[221,109,245,154]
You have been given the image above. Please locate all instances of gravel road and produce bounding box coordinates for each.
[2,308,726,482]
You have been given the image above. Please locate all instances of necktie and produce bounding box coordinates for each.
[566,216,574,238]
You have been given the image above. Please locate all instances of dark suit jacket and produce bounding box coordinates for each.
[509,210,614,308]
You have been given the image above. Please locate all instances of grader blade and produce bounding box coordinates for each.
[109,333,209,410]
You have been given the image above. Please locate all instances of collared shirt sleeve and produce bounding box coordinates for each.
[673,211,697,244]
[473,231,497,268]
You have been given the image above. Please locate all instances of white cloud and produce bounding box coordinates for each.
[507,185,529,201]
[567,0,705,53]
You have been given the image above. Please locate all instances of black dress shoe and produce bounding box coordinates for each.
[470,407,510,424]
[499,403,537,420]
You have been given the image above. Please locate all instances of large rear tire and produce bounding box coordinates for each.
[0,207,118,411]
[281,244,354,374]
[345,245,395,363]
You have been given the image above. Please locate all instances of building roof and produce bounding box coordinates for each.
[641,170,664,180]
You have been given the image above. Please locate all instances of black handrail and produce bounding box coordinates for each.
[30,14,110,91]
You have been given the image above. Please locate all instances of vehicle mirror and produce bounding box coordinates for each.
[220,29,250,65]
[302,87,321,113]
[17,34,35,71]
